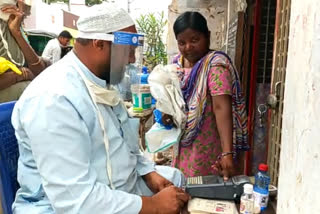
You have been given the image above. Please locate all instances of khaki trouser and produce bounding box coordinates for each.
[0,81,30,103]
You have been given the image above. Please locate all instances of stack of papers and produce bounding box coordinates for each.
[188,198,239,214]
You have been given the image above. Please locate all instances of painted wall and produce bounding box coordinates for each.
[24,0,66,35]
[277,0,320,213]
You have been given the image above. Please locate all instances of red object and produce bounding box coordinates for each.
[258,163,268,171]
[245,0,262,175]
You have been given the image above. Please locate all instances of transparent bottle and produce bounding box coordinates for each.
[240,183,254,214]
[253,163,270,211]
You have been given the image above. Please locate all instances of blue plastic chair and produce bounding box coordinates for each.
[0,101,19,214]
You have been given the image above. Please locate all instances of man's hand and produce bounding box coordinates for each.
[140,186,189,214]
[1,0,25,36]
[143,171,173,193]
[13,67,34,83]
[21,67,35,81]
[212,155,235,181]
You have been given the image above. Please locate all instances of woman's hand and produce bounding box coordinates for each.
[1,1,25,36]
[161,113,174,126]
[212,154,235,181]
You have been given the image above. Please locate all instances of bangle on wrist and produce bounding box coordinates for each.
[218,151,235,160]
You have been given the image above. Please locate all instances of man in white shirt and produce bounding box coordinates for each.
[42,30,72,64]
[12,3,189,214]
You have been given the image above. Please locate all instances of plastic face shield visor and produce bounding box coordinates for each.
[109,32,144,85]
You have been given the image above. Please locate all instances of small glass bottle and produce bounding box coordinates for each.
[240,183,254,214]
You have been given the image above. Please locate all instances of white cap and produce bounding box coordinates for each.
[243,183,253,194]
[77,3,135,41]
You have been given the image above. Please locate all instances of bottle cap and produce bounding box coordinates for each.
[258,163,268,171]
[142,66,148,74]
[243,183,253,194]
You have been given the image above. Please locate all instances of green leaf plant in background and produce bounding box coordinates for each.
[136,12,168,70]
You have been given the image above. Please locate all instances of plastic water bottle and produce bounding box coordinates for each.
[253,164,270,211]
[140,66,156,105]
[240,183,254,214]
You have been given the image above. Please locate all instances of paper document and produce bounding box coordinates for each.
[188,198,239,214]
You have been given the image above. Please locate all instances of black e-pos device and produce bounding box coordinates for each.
[185,175,250,201]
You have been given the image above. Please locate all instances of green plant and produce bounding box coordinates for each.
[136,12,167,70]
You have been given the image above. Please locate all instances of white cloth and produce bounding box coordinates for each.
[41,38,61,64]
[11,51,185,214]
[0,0,16,21]
[148,64,186,128]
[77,3,134,41]
[146,64,186,154]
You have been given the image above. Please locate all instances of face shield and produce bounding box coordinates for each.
[109,31,144,85]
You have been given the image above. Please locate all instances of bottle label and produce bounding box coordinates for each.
[240,199,253,214]
[253,191,269,209]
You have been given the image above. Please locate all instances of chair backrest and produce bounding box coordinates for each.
[0,101,19,214]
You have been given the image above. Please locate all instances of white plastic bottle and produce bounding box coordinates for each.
[240,183,254,214]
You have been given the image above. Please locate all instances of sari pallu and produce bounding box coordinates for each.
[173,51,249,153]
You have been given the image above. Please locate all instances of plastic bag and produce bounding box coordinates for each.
[145,123,181,153]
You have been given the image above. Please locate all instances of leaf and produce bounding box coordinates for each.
[135,12,167,70]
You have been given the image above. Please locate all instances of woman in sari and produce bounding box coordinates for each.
[170,11,249,179]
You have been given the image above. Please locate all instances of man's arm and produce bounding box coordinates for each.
[0,71,21,90]
[14,94,189,214]
[0,68,34,90]
[13,94,143,214]
[125,115,155,176]
[2,3,48,75]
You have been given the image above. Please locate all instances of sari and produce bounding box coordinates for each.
[172,51,249,176]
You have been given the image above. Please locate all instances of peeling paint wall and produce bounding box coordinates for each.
[167,0,227,61]
[277,0,320,213]
[167,0,246,61]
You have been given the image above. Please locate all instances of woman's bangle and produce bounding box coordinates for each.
[218,151,235,160]
[29,57,42,66]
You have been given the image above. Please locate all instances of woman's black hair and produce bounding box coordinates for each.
[173,11,209,38]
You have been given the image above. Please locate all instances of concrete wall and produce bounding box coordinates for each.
[166,0,246,62]
[167,0,227,61]
[277,0,320,213]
